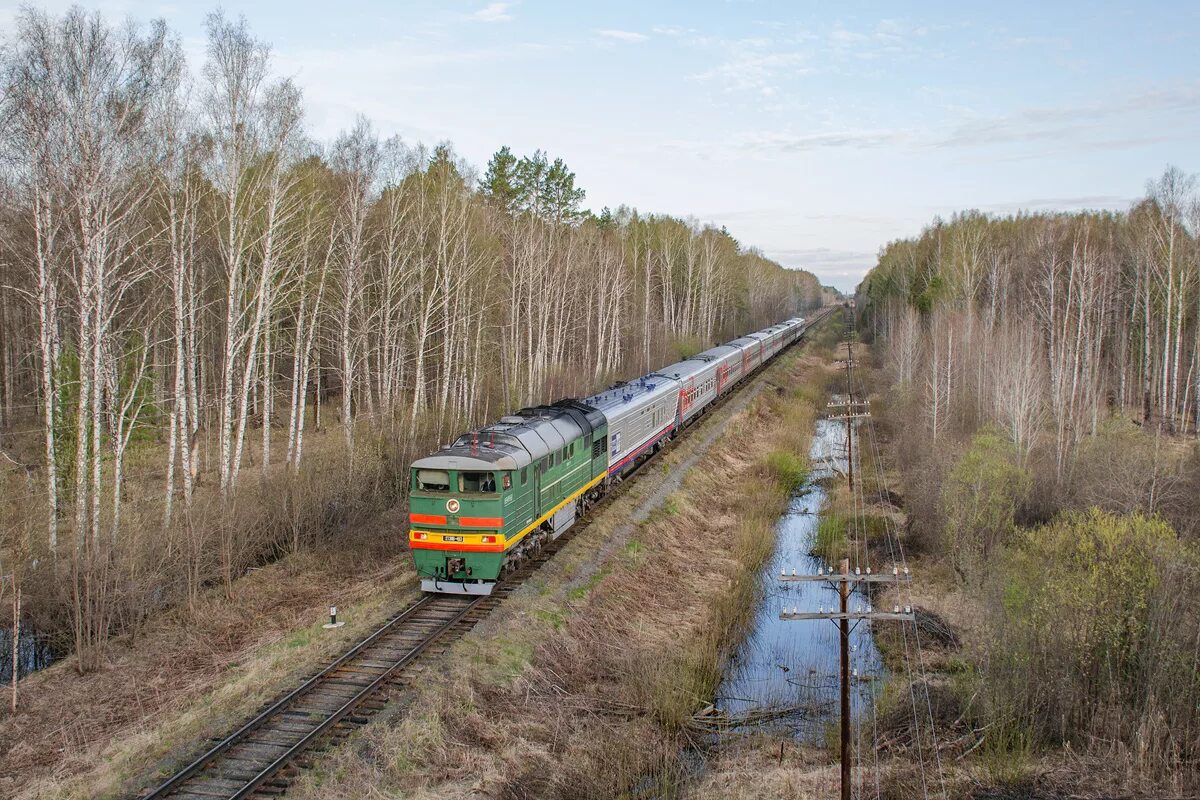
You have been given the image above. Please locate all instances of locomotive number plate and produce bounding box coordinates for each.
[443,535,464,543]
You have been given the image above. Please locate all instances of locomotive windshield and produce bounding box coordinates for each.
[414,469,451,491]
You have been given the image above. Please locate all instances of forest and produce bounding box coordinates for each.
[0,8,830,676]
[858,168,1200,788]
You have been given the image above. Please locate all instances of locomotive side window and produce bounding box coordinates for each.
[416,469,451,491]
[502,473,512,490]
[520,467,528,485]
[460,471,496,493]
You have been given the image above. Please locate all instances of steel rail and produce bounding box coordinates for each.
[139,594,476,798]
[226,596,483,799]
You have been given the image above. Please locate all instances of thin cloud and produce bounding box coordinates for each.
[767,247,878,289]
[466,3,513,23]
[596,29,648,43]
[755,130,908,151]
[936,85,1200,149]
[690,47,811,93]
[979,195,1133,213]
[665,83,1200,158]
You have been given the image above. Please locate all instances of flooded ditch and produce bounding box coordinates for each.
[713,413,884,741]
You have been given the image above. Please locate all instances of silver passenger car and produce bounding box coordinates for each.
[584,373,680,479]
[727,335,765,373]
[691,344,745,394]
[657,357,721,425]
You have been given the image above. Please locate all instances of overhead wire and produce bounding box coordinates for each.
[850,311,949,799]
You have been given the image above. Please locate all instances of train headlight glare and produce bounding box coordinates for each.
[414,532,428,540]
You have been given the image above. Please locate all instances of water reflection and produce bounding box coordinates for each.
[0,626,56,683]
[714,418,883,740]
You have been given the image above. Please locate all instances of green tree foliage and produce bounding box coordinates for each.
[480,146,587,223]
[982,510,1200,765]
[514,149,586,223]
[940,429,1030,582]
[479,145,520,213]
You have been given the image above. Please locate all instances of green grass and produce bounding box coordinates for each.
[567,565,611,601]
[980,720,1036,786]
[813,511,849,562]
[491,638,534,682]
[766,449,809,491]
[533,606,567,630]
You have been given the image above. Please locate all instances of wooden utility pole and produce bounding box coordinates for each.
[827,398,870,492]
[838,557,850,799]
[829,330,868,491]
[779,566,913,799]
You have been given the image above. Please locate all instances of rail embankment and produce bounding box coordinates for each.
[285,317,845,798]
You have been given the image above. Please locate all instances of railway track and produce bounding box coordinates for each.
[136,489,624,800]
[136,307,836,800]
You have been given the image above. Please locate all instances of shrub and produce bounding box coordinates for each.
[939,428,1030,583]
[978,509,1200,779]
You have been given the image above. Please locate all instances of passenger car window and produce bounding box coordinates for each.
[416,469,450,491]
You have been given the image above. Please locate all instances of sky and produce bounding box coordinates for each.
[2,1,1198,291]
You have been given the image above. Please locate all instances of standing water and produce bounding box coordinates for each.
[714,416,883,740]
[0,626,55,684]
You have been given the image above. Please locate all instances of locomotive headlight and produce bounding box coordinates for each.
[414,531,429,540]
[480,535,496,544]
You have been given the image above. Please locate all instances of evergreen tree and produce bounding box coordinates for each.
[479,145,520,213]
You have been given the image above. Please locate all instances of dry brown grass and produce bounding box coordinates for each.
[0,506,417,800]
[287,345,836,799]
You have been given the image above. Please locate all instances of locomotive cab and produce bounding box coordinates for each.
[409,454,523,593]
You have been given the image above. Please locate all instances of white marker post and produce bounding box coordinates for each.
[323,605,345,629]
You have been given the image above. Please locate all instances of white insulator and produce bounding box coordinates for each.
[893,605,900,613]
[866,566,872,574]
[855,566,861,575]
[905,605,912,614]
[892,565,899,575]
[791,568,797,576]
[903,566,910,575]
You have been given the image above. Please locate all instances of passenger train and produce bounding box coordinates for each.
[408,315,815,594]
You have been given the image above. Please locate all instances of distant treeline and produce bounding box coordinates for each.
[860,168,1200,450]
